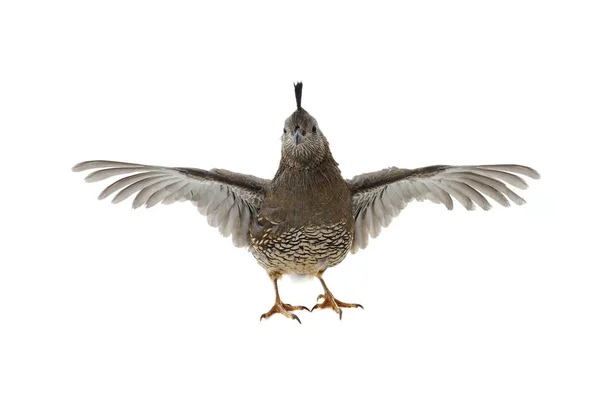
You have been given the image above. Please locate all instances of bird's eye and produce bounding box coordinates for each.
[283,128,287,134]
[312,126,317,133]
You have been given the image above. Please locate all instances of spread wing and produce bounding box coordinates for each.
[73,160,270,247]
[347,164,540,253]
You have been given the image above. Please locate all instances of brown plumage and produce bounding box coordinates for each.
[73,82,540,323]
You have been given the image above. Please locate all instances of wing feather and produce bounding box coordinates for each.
[86,167,153,182]
[222,199,241,237]
[472,168,528,189]
[425,181,453,210]
[458,178,509,207]
[414,181,440,204]
[448,181,492,210]
[162,183,192,204]
[146,180,189,208]
[98,172,169,200]
[439,181,475,210]
[233,203,252,248]
[478,164,540,179]
[133,177,181,209]
[113,176,170,204]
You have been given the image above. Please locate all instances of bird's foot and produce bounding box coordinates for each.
[311,292,363,320]
[260,301,310,324]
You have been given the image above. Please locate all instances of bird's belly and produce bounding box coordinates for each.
[250,222,352,275]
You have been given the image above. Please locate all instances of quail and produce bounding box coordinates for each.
[73,82,540,323]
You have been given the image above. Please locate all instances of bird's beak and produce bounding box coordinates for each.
[294,129,303,145]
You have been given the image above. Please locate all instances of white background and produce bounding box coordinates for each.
[1,1,598,399]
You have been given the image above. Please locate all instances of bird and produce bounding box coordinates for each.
[73,82,540,323]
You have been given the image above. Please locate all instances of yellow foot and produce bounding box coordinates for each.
[311,292,363,320]
[260,301,310,324]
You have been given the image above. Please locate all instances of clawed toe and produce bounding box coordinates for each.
[260,301,310,324]
[335,300,363,309]
[311,293,363,319]
[283,303,311,313]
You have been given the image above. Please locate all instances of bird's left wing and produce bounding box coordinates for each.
[346,164,540,253]
[73,160,270,247]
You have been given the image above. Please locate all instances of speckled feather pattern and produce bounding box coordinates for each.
[251,221,352,275]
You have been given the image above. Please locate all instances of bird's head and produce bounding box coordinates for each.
[280,82,331,168]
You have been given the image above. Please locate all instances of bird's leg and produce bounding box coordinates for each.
[311,272,363,320]
[260,276,309,324]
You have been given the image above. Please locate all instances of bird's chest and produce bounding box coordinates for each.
[250,221,353,275]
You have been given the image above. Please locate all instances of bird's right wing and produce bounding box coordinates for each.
[346,164,540,253]
[73,160,270,247]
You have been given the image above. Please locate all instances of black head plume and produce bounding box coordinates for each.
[294,81,303,110]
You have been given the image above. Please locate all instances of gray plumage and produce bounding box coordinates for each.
[73,82,540,323]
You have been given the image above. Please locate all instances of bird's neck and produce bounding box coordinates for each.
[274,147,341,180]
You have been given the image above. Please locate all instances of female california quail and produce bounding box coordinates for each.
[73,82,540,323]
